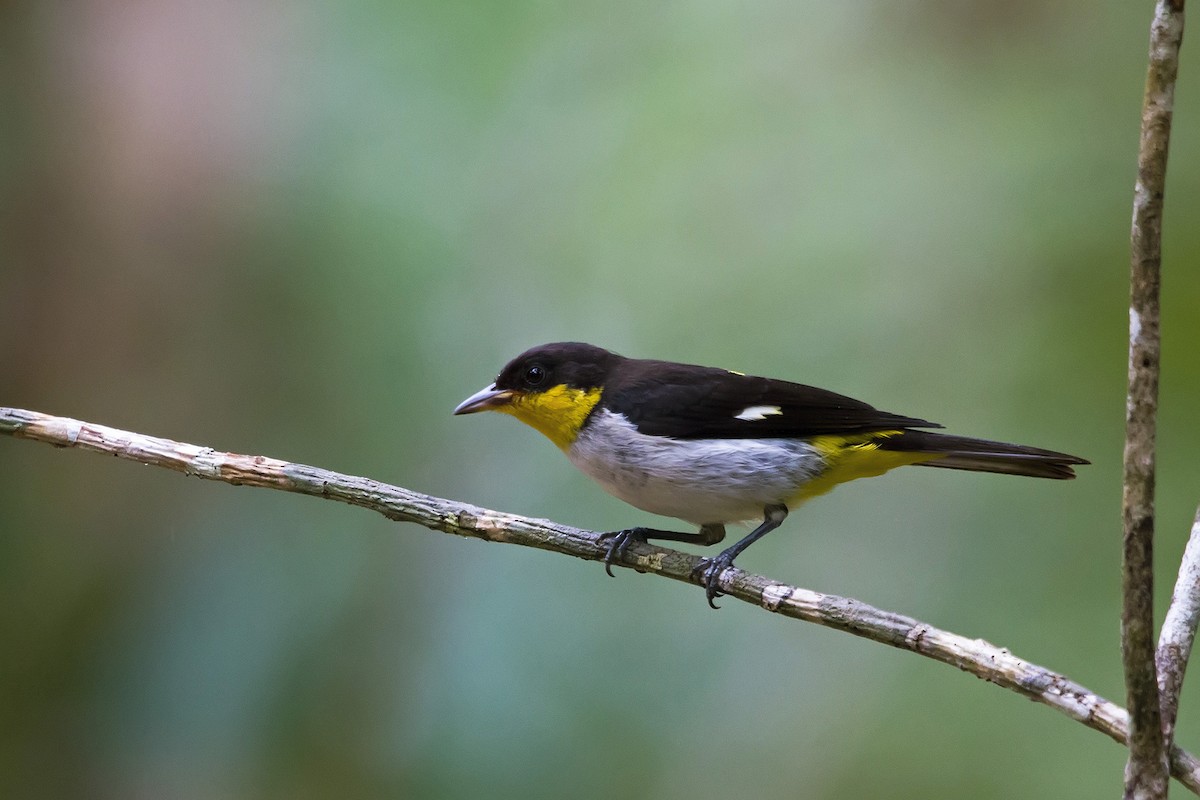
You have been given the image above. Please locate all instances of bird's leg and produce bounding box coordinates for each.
[692,504,789,608]
[599,523,726,577]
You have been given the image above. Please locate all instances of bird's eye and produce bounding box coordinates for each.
[523,364,547,388]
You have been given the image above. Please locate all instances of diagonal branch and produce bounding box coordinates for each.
[1159,507,1200,745]
[2,405,1200,793]
[1124,1,1185,797]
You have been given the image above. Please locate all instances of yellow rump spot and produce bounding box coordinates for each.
[498,384,603,451]
[791,431,943,503]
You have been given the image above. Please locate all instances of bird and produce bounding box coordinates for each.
[454,342,1088,607]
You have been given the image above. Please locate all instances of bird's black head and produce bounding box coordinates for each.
[454,342,624,449]
[493,342,620,393]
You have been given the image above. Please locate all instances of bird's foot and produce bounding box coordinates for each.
[598,528,651,577]
[691,553,736,609]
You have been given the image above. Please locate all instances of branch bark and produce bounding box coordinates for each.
[1124,1,1185,797]
[3,405,1200,792]
[1159,507,1200,746]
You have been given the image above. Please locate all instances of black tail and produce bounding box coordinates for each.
[878,430,1089,480]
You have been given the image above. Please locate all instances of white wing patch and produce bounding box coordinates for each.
[734,405,784,422]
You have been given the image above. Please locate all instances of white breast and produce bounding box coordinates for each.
[567,409,827,525]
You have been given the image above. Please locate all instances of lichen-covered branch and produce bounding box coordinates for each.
[1124,1,1185,797]
[2,405,1200,793]
[1159,507,1200,745]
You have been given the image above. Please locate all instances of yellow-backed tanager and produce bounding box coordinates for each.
[455,342,1088,607]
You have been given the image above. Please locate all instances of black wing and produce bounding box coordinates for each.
[603,359,941,440]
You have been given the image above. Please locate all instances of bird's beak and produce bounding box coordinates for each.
[454,383,515,415]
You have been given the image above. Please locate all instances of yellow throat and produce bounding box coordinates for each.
[498,384,602,451]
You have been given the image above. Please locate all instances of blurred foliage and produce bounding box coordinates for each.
[2,1,1199,798]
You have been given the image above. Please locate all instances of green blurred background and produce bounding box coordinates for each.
[2,2,1199,798]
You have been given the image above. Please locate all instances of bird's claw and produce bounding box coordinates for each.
[691,556,733,609]
[598,528,648,576]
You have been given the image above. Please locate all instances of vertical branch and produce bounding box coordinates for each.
[1158,507,1200,746]
[1124,1,1184,798]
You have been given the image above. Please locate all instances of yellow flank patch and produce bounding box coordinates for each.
[791,431,942,503]
[498,384,603,450]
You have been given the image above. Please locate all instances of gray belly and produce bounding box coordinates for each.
[567,409,827,525]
